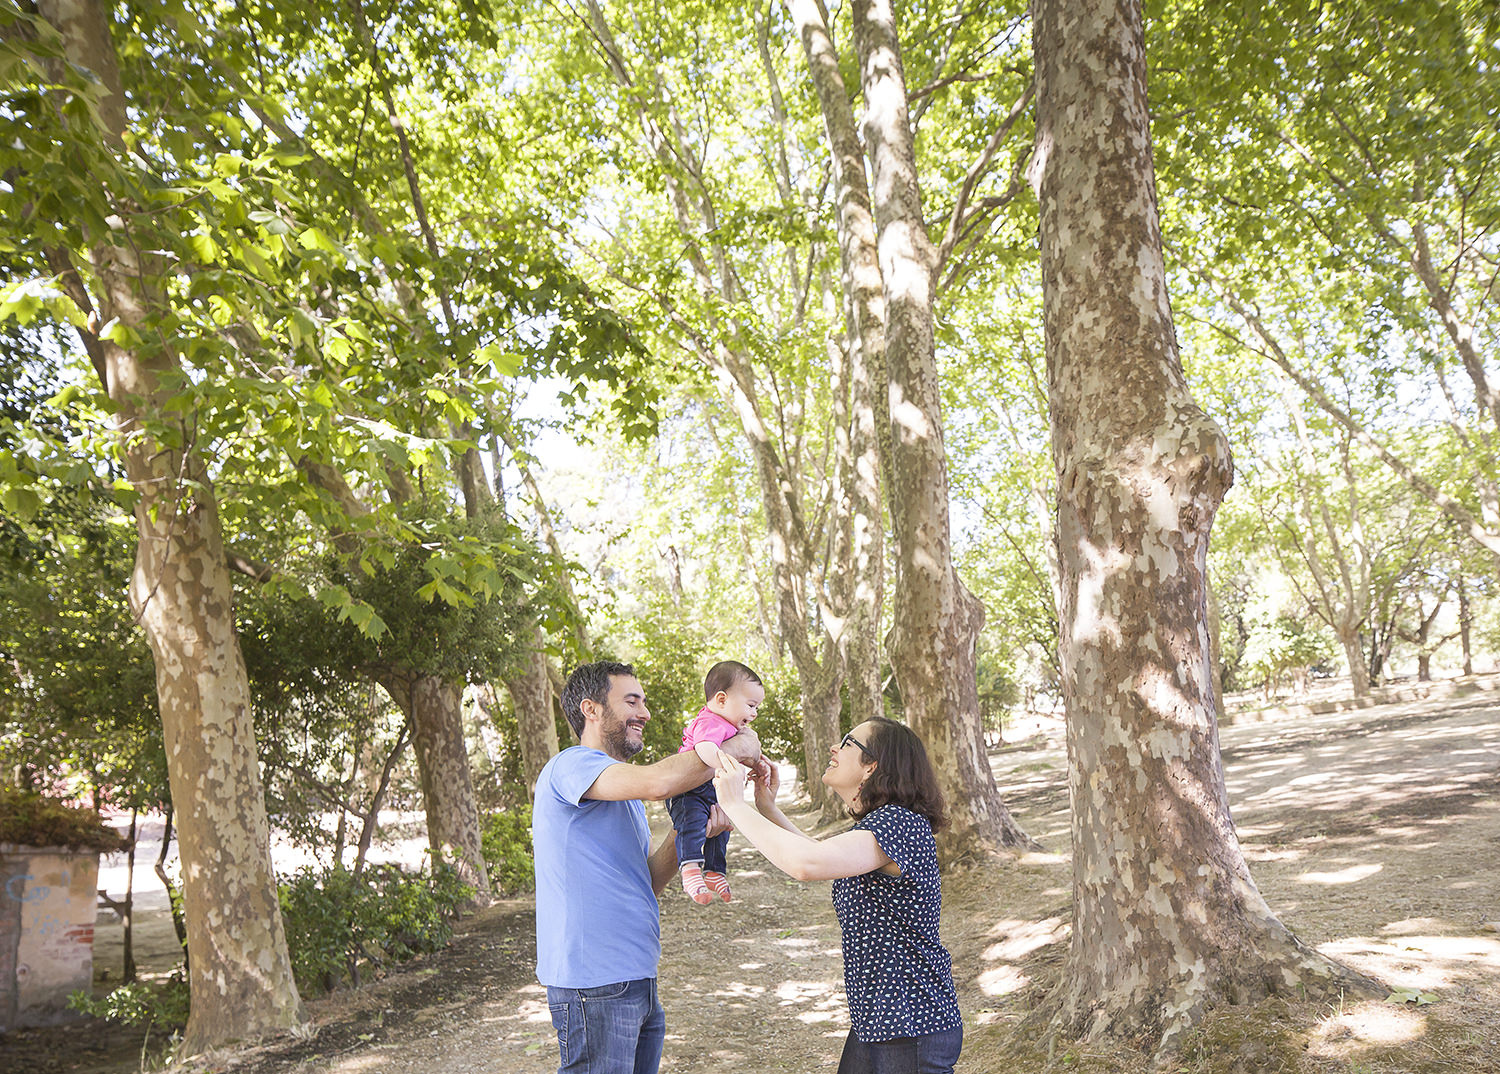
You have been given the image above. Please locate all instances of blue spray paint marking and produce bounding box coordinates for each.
[6,874,52,903]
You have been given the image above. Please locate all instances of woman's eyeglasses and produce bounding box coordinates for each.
[840,731,872,758]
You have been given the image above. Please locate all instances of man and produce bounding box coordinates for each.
[533,660,763,1074]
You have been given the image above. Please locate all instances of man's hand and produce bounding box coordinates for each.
[705,803,733,839]
[719,727,761,766]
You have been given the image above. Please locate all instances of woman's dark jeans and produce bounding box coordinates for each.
[836,1025,964,1074]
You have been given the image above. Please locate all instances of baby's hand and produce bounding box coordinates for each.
[712,751,748,803]
[720,726,762,766]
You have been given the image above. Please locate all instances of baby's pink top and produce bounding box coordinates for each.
[677,706,739,753]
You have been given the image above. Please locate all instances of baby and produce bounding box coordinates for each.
[667,659,764,904]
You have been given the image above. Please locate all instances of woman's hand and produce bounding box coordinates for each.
[752,757,780,813]
[713,750,748,805]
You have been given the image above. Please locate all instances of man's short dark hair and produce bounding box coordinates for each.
[560,661,636,738]
[704,660,762,701]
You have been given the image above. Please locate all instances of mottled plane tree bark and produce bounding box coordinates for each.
[783,0,889,732]
[1029,0,1379,1052]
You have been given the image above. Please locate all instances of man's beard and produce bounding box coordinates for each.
[601,703,645,760]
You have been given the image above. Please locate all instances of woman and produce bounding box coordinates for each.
[712,716,963,1074]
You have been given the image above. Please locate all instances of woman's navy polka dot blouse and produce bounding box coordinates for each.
[831,803,963,1043]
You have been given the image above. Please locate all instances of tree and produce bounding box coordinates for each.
[3,0,309,1049]
[560,0,878,820]
[788,0,1037,853]
[4,0,625,1042]
[1028,0,1379,1053]
[1157,0,1500,565]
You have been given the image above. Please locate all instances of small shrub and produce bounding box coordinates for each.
[278,862,470,995]
[68,973,190,1030]
[481,806,535,894]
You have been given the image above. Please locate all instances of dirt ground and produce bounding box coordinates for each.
[5,689,1498,1073]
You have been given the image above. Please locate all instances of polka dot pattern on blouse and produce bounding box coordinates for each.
[831,803,962,1043]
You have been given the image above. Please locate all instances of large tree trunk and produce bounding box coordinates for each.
[795,662,846,825]
[128,465,304,1050]
[1030,0,1379,1053]
[1457,573,1474,675]
[384,673,492,906]
[39,0,304,1052]
[849,0,1034,857]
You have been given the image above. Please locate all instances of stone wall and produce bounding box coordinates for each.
[0,846,98,1032]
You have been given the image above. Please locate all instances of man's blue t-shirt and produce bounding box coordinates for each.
[532,746,661,987]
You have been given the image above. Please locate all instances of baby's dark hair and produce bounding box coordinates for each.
[704,659,762,700]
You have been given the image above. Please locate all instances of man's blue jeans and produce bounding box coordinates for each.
[546,977,665,1074]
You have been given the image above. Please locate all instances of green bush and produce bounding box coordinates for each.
[976,648,1022,736]
[278,862,471,995]
[1240,612,1335,693]
[68,973,190,1030]
[481,806,535,893]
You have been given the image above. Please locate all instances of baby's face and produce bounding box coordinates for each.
[719,681,765,729]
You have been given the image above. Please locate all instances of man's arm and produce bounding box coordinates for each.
[647,830,679,895]
[585,727,762,802]
[586,751,711,801]
[718,727,761,766]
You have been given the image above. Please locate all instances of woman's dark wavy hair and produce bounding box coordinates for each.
[851,716,948,832]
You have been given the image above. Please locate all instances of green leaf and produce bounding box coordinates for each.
[297,227,340,254]
[240,242,274,280]
[249,209,292,236]
[189,232,219,264]
[0,485,42,521]
[290,309,319,354]
[325,334,353,365]
[315,584,352,611]
[476,343,522,377]
[98,318,144,348]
